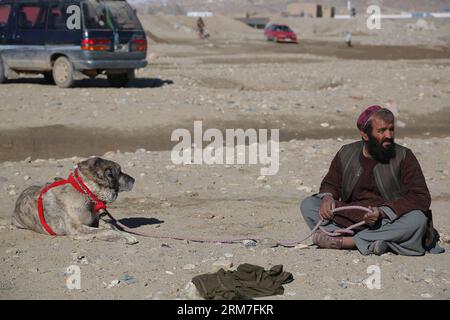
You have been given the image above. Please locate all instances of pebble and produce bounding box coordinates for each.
[211,260,233,273]
[107,280,120,289]
[165,271,174,275]
[243,239,257,248]
[224,253,234,258]
[8,190,16,196]
[297,186,312,193]
[256,175,267,183]
[421,293,432,298]
[181,281,203,300]
[320,122,330,128]
[338,280,348,289]
[294,244,309,249]
[165,176,179,183]
[183,264,196,270]
[6,248,19,254]
[261,238,278,248]
[120,275,138,285]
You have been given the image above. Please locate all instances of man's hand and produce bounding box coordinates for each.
[319,195,335,221]
[363,206,383,226]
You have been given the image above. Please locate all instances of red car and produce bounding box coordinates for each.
[264,24,297,43]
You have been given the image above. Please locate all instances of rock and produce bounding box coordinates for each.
[243,239,257,248]
[397,120,406,128]
[120,275,138,285]
[185,190,199,197]
[294,244,309,250]
[297,186,312,193]
[8,190,16,196]
[181,281,203,300]
[211,260,233,273]
[161,201,172,208]
[165,271,174,275]
[150,290,169,300]
[421,293,432,298]
[338,280,348,289]
[320,122,330,128]
[23,176,31,181]
[165,176,179,183]
[256,175,267,183]
[261,238,278,248]
[107,280,120,289]
[183,264,196,270]
[6,248,19,254]
[224,253,234,258]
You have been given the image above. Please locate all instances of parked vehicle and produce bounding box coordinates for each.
[264,24,297,43]
[0,0,147,87]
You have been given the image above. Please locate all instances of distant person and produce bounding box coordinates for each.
[345,31,352,47]
[197,17,206,39]
[300,105,444,256]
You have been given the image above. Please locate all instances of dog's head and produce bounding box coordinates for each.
[77,157,135,203]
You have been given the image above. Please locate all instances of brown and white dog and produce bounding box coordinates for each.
[12,157,138,244]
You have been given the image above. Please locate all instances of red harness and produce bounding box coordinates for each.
[37,169,107,236]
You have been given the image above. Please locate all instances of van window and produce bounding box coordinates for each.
[48,3,77,30]
[0,4,11,29]
[82,0,141,30]
[18,4,47,30]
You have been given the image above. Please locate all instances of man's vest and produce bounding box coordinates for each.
[337,141,407,202]
[336,141,442,252]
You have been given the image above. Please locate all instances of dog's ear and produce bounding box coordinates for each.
[78,157,108,184]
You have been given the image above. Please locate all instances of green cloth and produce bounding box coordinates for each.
[192,263,294,300]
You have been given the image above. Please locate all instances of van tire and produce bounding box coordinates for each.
[53,57,74,88]
[0,56,6,84]
[107,70,134,88]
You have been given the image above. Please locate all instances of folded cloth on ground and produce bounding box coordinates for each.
[192,263,294,300]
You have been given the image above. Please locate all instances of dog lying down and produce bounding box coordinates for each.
[12,157,139,245]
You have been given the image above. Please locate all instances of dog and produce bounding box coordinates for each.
[12,157,138,244]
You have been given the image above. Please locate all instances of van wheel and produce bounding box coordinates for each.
[0,56,6,84]
[53,57,74,88]
[107,70,134,88]
[43,72,55,84]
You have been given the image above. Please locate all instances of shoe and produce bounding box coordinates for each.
[369,240,389,255]
[312,230,343,249]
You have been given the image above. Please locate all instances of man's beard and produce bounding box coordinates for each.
[366,134,396,163]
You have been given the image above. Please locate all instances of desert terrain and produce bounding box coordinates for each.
[0,14,449,300]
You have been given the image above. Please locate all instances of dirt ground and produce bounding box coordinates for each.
[0,15,449,300]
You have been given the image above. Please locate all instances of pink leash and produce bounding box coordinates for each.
[101,205,371,248]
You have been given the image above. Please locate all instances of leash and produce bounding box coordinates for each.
[37,169,371,246]
[101,205,371,248]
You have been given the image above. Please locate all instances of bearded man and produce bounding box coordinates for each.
[300,105,444,255]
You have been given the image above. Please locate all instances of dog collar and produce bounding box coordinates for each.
[37,169,107,236]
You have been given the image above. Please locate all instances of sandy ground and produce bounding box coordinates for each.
[0,15,450,300]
